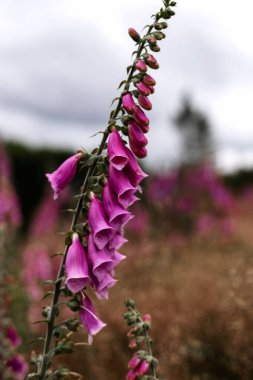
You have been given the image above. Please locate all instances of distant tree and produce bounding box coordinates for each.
[173,97,214,166]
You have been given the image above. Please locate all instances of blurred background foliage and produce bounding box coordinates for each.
[2,98,253,380]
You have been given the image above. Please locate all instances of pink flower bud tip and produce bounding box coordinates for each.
[135,81,151,96]
[138,94,152,111]
[130,139,148,159]
[122,93,138,115]
[146,54,159,69]
[133,107,149,132]
[143,314,152,323]
[126,369,137,380]
[128,354,141,369]
[128,28,140,43]
[46,153,82,199]
[135,60,147,72]
[136,360,150,376]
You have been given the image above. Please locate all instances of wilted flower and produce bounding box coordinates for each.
[46,153,82,199]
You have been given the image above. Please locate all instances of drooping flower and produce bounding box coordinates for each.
[88,194,115,249]
[46,153,82,199]
[128,122,148,147]
[6,354,28,380]
[87,234,114,281]
[79,294,106,344]
[103,181,133,230]
[122,93,138,115]
[108,232,128,250]
[65,233,90,294]
[107,128,129,170]
[94,272,117,300]
[109,165,138,209]
[124,147,148,187]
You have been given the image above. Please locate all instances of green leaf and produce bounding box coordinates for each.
[117,80,127,89]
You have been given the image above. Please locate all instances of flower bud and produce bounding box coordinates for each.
[143,313,152,323]
[135,60,147,72]
[135,82,151,96]
[130,139,148,159]
[128,28,141,43]
[146,54,159,69]
[136,360,149,376]
[160,21,168,29]
[153,31,165,40]
[154,22,163,30]
[138,95,152,111]
[126,369,137,380]
[149,85,155,94]
[149,36,157,46]
[128,121,148,146]
[122,92,137,115]
[150,44,160,53]
[143,74,156,86]
[128,354,141,369]
[133,107,149,131]
[129,340,137,349]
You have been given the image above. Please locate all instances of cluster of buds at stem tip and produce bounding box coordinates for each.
[123,1,176,159]
[124,299,159,380]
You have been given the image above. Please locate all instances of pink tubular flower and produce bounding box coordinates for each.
[79,294,106,344]
[135,81,151,96]
[88,194,115,249]
[128,354,141,369]
[6,354,28,380]
[6,326,21,348]
[124,147,148,187]
[136,360,150,376]
[122,93,137,115]
[133,107,149,132]
[128,122,148,147]
[65,233,90,294]
[107,128,129,170]
[108,232,128,250]
[103,181,133,230]
[109,165,138,209]
[129,139,148,159]
[135,60,147,72]
[87,235,114,281]
[138,95,152,111]
[46,153,82,199]
[143,73,156,86]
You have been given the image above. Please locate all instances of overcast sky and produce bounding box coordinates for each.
[0,0,252,172]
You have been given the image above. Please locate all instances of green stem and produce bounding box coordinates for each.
[36,18,158,380]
